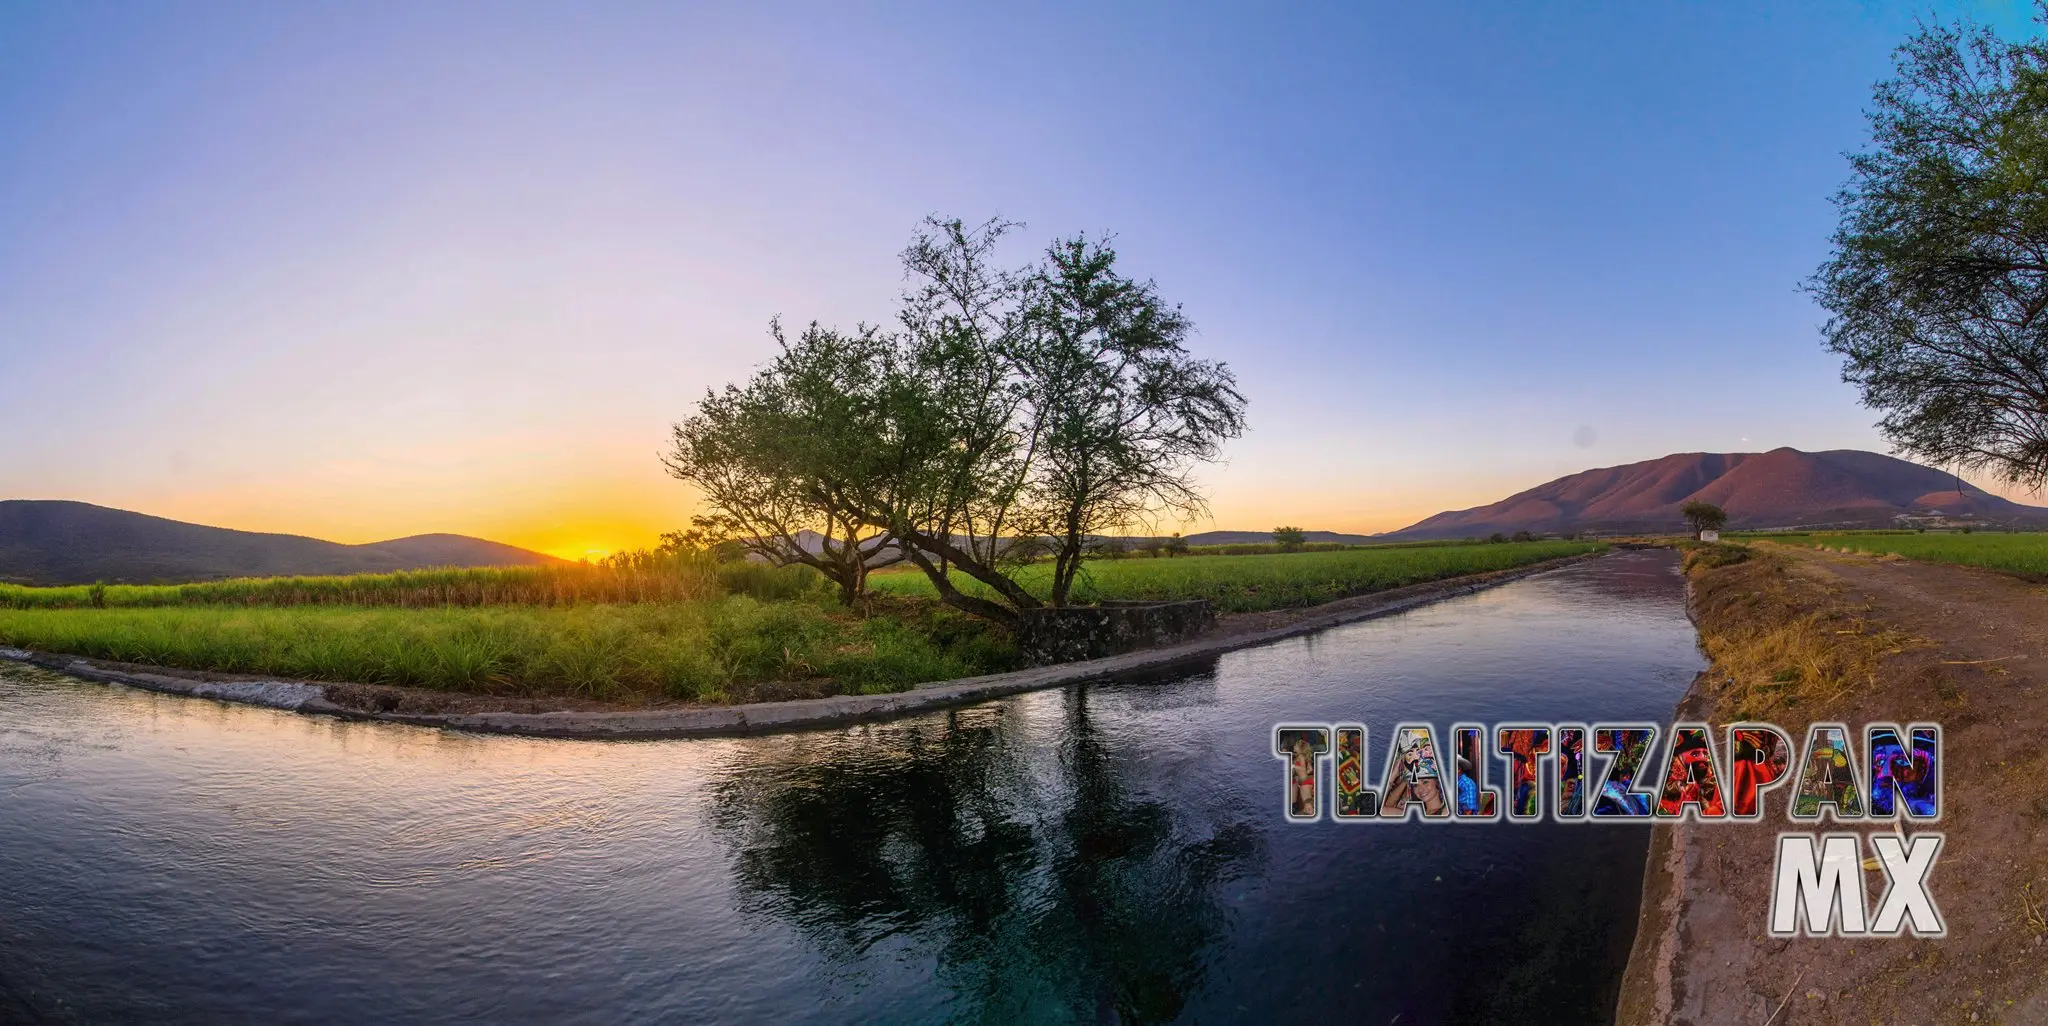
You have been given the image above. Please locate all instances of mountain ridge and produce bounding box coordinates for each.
[0,500,563,585]
[1385,447,2048,539]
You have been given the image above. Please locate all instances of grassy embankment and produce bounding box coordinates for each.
[1679,541,1916,718]
[0,540,1602,704]
[1685,531,2048,715]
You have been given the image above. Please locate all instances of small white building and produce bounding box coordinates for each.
[1699,530,1720,543]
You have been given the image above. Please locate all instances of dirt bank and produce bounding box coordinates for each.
[1616,546,2048,1025]
[0,552,1601,740]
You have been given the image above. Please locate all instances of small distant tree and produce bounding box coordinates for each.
[1164,532,1190,557]
[1487,532,1507,544]
[1137,538,1165,558]
[1510,530,1534,543]
[1272,526,1306,552]
[1681,500,1729,539]
[1089,536,1131,560]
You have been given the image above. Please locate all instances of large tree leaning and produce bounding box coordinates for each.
[1813,20,2048,486]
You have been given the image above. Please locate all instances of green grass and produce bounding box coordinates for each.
[1756,530,2048,575]
[0,540,1604,703]
[1180,538,1482,556]
[0,596,1016,703]
[0,558,823,610]
[868,540,1605,613]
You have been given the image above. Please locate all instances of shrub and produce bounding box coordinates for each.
[1682,543,1751,573]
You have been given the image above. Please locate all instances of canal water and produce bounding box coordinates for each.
[0,550,1701,1024]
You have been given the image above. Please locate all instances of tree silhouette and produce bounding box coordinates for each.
[708,696,1260,1022]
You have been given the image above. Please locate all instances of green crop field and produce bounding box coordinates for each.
[868,540,1605,613]
[0,540,1603,702]
[1756,531,2048,575]
[0,557,817,610]
[0,597,1013,703]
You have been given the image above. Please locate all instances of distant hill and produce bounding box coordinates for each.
[0,500,564,585]
[1385,448,2048,539]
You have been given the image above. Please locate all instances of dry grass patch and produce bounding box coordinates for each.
[1685,549,1920,719]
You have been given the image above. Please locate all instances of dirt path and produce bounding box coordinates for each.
[1618,546,2048,1025]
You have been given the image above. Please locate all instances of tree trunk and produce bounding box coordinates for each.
[901,545,1021,627]
[898,528,1041,612]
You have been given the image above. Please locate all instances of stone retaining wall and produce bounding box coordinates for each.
[1014,599,1217,665]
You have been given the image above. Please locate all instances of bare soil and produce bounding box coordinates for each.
[1617,546,2048,1026]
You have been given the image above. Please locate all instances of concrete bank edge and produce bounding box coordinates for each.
[0,552,1605,740]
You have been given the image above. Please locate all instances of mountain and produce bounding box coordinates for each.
[1385,448,2048,539]
[0,500,564,585]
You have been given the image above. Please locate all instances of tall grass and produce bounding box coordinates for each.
[0,540,1603,701]
[869,540,1604,613]
[0,554,826,610]
[0,597,1015,702]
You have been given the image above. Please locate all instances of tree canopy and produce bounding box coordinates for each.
[665,217,1246,625]
[1813,18,2048,487]
[660,320,903,605]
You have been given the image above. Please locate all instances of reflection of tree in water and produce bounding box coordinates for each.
[710,698,1261,1023]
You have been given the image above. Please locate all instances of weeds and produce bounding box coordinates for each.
[2021,883,2047,938]
[0,597,1016,703]
[1685,551,1915,719]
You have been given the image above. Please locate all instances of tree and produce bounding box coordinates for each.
[857,217,1051,624]
[1163,532,1189,557]
[661,321,904,606]
[1272,526,1306,552]
[668,216,1247,627]
[1681,500,1728,538]
[1009,234,1247,606]
[1813,19,2048,487]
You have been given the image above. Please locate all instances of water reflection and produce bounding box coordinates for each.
[0,550,1700,1024]
[712,698,1262,1023]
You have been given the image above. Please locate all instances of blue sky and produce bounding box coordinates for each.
[1,2,2037,554]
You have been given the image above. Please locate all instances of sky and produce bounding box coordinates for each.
[2,2,2041,558]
